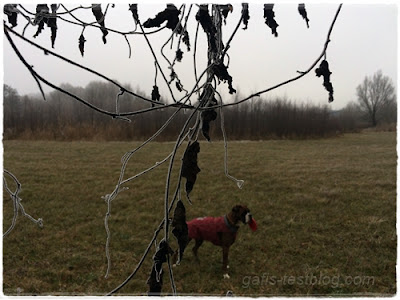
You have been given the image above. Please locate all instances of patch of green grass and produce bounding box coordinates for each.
[3,132,396,296]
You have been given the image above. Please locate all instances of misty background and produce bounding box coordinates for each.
[2,2,398,140]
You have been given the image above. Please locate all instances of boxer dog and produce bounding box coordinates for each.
[182,205,257,279]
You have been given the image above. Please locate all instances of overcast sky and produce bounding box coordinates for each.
[2,1,398,110]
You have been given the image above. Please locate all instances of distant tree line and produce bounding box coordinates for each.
[3,80,396,141]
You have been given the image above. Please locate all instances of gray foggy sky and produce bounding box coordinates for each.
[2,1,398,110]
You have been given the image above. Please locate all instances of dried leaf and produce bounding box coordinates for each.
[196,5,217,52]
[181,141,200,197]
[241,3,250,30]
[298,3,310,28]
[128,4,139,24]
[201,94,218,141]
[175,81,183,92]
[219,4,233,25]
[151,85,161,107]
[263,4,278,37]
[169,70,177,84]
[143,4,183,32]
[92,4,108,44]
[4,4,18,28]
[182,30,190,51]
[147,267,163,296]
[78,34,86,57]
[48,4,58,48]
[176,48,183,62]
[33,4,49,38]
[171,200,189,264]
[315,60,334,102]
[213,63,236,94]
[153,239,173,283]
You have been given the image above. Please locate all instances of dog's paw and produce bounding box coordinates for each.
[223,273,230,279]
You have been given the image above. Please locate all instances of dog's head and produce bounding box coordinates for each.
[231,205,257,231]
[231,205,252,224]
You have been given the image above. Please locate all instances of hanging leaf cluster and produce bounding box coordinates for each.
[4,4,18,28]
[171,200,189,265]
[263,4,279,37]
[315,60,334,102]
[92,4,109,44]
[298,4,310,28]
[32,4,58,48]
[181,141,201,199]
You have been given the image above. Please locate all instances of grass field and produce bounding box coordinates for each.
[2,132,397,296]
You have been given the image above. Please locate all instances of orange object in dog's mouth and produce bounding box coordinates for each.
[248,218,257,231]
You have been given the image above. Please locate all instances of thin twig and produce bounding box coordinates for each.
[138,19,178,103]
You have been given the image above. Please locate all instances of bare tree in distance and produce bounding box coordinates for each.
[356,70,396,127]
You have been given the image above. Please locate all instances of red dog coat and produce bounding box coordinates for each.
[187,215,238,246]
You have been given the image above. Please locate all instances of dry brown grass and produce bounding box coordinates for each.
[3,132,396,296]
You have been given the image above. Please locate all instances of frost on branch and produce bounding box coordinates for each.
[3,170,43,238]
[315,60,334,102]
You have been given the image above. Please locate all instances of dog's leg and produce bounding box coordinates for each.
[222,246,230,279]
[192,239,203,262]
